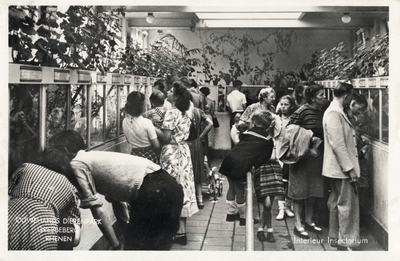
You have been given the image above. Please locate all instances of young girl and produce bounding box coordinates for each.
[275,95,297,220]
[123,91,161,164]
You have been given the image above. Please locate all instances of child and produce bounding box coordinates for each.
[123,91,160,164]
[275,95,297,220]
[219,110,275,227]
[142,90,168,129]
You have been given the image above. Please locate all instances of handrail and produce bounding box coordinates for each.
[245,170,254,251]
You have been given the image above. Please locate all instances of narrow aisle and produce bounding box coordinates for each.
[171,158,384,251]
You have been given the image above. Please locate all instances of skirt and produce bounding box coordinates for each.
[187,138,206,185]
[131,146,159,164]
[254,161,284,203]
[288,153,324,200]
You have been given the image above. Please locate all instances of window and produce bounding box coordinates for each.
[9,84,40,177]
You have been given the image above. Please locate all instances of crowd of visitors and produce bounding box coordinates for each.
[8,77,371,251]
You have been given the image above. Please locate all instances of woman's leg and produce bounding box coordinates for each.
[305,197,315,225]
[196,182,203,208]
[293,199,303,228]
[305,197,322,233]
[177,218,186,234]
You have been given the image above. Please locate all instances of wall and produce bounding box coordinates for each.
[147,28,354,84]
[361,141,388,248]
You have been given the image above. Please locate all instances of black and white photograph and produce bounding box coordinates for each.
[1,0,399,260]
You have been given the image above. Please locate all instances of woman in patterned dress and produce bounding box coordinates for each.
[8,147,81,250]
[158,81,198,245]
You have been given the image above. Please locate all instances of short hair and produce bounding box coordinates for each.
[172,81,190,113]
[294,81,311,103]
[305,84,324,104]
[233,80,243,88]
[125,91,145,117]
[333,82,353,98]
[251,110,274,129]
[350,92,368,109]
[258,86,275,102]
[150,90,165,107]
[153,80,166,93]
[36,146,73,177]
[179,77,190,88]
[47,130,85,156]
[200,87,210,96]
[189,79,198,88]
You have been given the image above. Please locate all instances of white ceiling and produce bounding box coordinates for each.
[105,5,389,29]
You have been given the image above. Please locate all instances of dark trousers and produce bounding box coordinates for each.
[124,169,183,250]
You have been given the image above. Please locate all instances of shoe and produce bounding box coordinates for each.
[304,222,323,234]
[226,213,240,222]
[172,233,187,245]
[329,238,338,248]
[276,209,285,220]
[276,201,285,220]
[239,218,260,226]
[257,231,268,242]
[294,226,309,239]
[266,232,275,243]
[197,202,204,209]
[284,208,295,218]
[337,245,354,251]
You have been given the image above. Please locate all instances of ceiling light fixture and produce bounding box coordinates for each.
[196,12,303,20]
[341,13,351,23]
[146,13,155,24]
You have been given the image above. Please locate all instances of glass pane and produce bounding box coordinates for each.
[105,85,118,140]
[382,88,389,142]
[46,84,67,142]
[358,89,389,143]
[119,86,128,135]
[70,84,87,146]
[9,84,40,177]
[90,85,105,147]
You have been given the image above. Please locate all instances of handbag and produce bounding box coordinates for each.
[212,117,220,128]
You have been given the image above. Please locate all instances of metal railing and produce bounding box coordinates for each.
[245,170,254,251]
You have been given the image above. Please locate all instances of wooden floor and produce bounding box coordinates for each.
[171,158,384,251]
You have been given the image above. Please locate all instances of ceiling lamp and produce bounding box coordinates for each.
[146,13,155,24]
[341,13,351,23]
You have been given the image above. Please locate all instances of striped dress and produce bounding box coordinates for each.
[8,163,80,250]
[288,104,325,199]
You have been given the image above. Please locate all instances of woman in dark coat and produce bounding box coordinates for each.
[288,84,326,239]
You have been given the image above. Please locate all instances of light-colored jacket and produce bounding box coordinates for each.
[322,99,360,179]
[276,124,314,164]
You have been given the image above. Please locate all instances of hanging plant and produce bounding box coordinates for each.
[9,5,125,73]
[303,33,389,81]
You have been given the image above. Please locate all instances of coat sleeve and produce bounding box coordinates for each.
[324,110,354,173]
